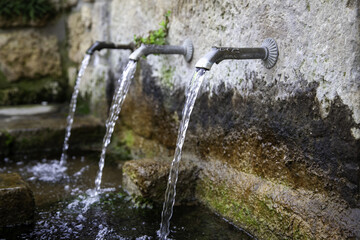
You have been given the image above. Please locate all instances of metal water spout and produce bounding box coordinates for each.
[129,39,193,62]
[195,38,278,70]
[86,41,135,55]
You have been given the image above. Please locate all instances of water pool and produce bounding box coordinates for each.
[0,152,253,239]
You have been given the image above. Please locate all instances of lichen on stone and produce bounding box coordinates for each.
[160,65,175,89]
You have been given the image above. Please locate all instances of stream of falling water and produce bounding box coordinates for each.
[60,54,91,165]
[159,68,207,239]
[94,60,137,194]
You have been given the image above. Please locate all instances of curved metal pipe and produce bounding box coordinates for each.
[195,38,278,70]
[86,41,135,55]
[129,39,193,62]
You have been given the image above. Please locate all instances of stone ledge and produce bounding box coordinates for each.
[122,158,199,204]
[196,159,360,240]
[121,148,360,239]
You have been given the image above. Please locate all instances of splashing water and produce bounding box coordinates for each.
[159,68,207,239]
[27,159,68,182]
[60,54,91,165]
[94,60,137,194]
[1,155,251,239]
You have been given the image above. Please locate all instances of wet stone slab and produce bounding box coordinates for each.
[0,173,35,226]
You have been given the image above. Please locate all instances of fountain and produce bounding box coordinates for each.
[1,0,358,237]
[159,38,279,239]
[94,39,194,195]
[59,41,134,166]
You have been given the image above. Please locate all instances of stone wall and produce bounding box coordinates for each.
[0,0,111,108]
[0,0,79,105]
[67,0,118,119]
[104,0,360,239]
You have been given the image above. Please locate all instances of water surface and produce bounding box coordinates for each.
[0,153,253,239]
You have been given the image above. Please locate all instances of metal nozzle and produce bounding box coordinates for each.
[129,39,193,62]
[195,38,278,70]
[86,41,135,55]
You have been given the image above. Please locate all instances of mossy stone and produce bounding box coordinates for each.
[0,77,67,105]
[122,158,199,204]
[0,173,35,226]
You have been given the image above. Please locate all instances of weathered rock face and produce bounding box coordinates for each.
[109,0,360,126]
[67,12,93,64]
[1,0,358,239]
[118,62,360,238]
[105,1,360,238]
[0,173,35,226]
[67,1,111,64]
[0,30,61,82]
[0,29,67,105]
[67,1,114,119]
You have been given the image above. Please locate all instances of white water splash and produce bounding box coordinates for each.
[95,224,114,240]
[60,54,91,165]
[159,69,207,239]
[94,60,137,194]
[27,159,68,182]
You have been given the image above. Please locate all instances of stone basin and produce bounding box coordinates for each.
[0,104,105,157]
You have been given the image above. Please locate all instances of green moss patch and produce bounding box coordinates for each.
[0,77,66,105]
[123,129,135,147]
[76,95,91,116]
[196,177,311,240]
[0,131,14,156]
[107,131,133,161]
[0,70,10,89]
[160,65,175,89]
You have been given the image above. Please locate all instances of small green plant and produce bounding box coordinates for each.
[134,11,171,47]
[0,0,56,21]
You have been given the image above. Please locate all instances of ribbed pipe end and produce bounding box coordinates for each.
[262,38,278,69]
[183,39,194,62]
